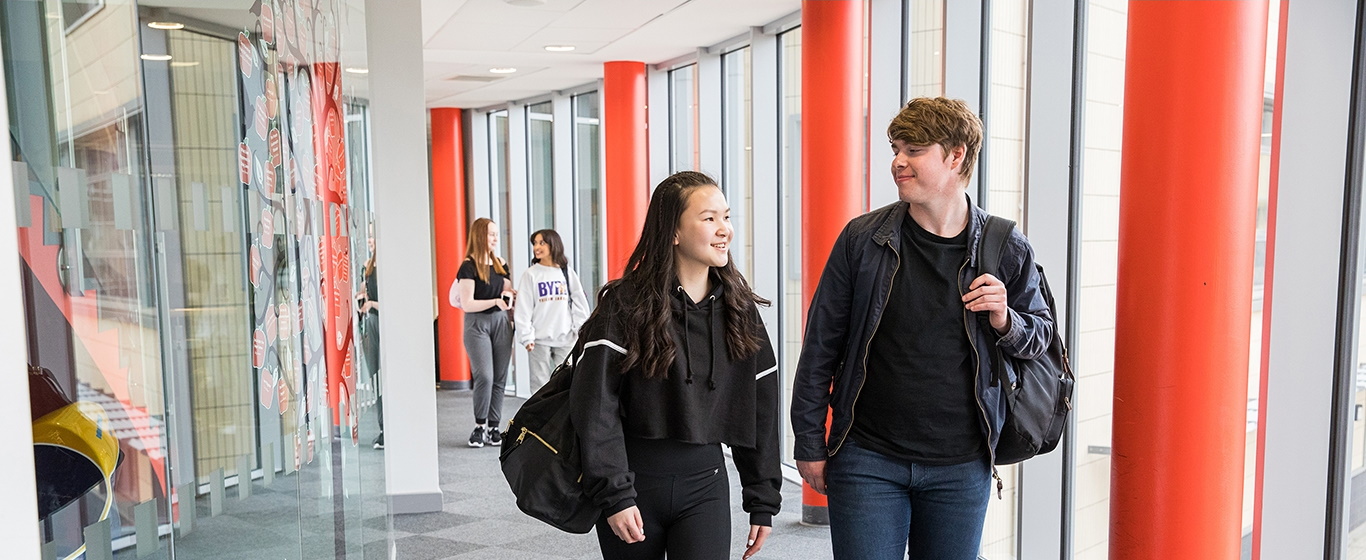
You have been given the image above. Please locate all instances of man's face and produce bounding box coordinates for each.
[890,138,966,205]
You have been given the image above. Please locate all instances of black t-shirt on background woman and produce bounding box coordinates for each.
[457,258,511,315]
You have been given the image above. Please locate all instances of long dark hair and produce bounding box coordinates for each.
[594,171,770,379]
[530,229,568,270]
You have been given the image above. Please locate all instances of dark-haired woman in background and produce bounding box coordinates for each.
[457,217,514,448]
[514,229,589,394]
[570,171,781,560]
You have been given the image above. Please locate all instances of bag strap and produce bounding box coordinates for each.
[978,215,1016,281]
[978,215,1016,390]
[561,265,572,302]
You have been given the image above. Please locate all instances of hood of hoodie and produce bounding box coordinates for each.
[670,279,726,390]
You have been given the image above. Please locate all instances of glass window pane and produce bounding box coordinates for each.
[980,0,1027,556]
[908,0,945,98]
[779,27,802,465]
[723,48,752,279]
[528,101,554,232]
[671,65,699,172]
[573,92,603,306]
[490,111,512,264]
[1072,2,1127,556]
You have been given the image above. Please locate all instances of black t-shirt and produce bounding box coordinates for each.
[848,214,986,465]
[457,258,511,314]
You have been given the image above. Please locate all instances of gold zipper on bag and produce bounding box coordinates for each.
[517,427,559,454]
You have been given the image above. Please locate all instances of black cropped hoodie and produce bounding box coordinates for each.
[568,280,783,526]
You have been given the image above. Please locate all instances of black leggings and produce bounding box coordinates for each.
[596,438,731,560]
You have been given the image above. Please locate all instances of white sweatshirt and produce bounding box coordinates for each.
[514,263,591,347]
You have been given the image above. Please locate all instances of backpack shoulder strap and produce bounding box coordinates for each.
[561,265,571,301]
[978,215,1017,280]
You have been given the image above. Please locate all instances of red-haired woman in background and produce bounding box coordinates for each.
[456,218,514,448]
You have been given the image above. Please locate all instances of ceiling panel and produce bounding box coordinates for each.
[421,0,469,44]
[424,24,544,51]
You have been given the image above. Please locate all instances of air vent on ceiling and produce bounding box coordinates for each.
[445,75,503,83]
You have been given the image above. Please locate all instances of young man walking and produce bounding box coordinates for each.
[790,97,1055,559]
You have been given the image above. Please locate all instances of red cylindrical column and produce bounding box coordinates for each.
[432,108,471,389]
[603,61,649,280]
[800,0,864,526]
[1110,2,1267,558]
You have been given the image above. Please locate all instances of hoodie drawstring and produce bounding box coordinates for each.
[676,287,720,390]
[679,286,696,385]
[706,296,718,390]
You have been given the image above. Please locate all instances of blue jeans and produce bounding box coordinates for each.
[826,438,991,560]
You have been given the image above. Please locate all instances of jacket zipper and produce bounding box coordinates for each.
[829,244,900,458]
[960,257,1004,499]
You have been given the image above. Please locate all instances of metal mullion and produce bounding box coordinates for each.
[1326,1,1366,556]
[1060,0,1088,557]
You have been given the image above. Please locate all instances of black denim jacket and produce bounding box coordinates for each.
[790,200,1054,464]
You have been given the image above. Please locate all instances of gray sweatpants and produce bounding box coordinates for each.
[464,311,512,426]
[527,343,572,394]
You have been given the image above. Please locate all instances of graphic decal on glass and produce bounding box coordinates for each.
[240,0,362,457]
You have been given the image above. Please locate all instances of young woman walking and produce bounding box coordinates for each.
[570,171,781,560]
[456,218,514,448]
[514,229,590,394]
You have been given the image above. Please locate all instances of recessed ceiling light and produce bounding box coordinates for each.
[344,67,369,74]
[503,0,547,6]
[544,45,576,52]
[147,21,185,30]
[171,61,200,67]
[490,67,517,74]
[140,54,173,61]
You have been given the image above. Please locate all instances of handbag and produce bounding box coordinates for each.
[499,341,600,533]
[978,216,1075,465]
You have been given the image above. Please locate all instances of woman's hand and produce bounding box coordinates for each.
[494,297,510,311]
[743,524,771,559]
[606,506,645,543]
[525,343,535,351]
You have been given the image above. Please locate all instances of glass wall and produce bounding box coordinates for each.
[1347,94,1366,555]
[670,64,699,172]
[527,101,554,232]
[1070,2,1127,557]
[978,1,1029,557]
[489,110,512,265]
[908,0,946,98]
[722,47,753,279]
[572,92,603,305]
[778,27,803,464]
[8,0,384,556]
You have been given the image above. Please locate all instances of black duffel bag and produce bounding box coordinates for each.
[499,344,600,533]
